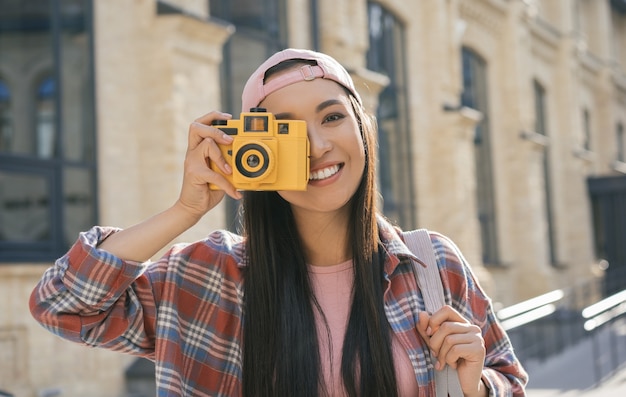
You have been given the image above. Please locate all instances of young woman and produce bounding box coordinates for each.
[30,48,528,397]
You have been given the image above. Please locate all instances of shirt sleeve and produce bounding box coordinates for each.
[431,232,529,397]
[29,226,162,359]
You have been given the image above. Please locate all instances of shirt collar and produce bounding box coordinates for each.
[376,214,422,276]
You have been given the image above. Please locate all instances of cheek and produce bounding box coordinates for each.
[353,134,366,171]
[356,146,366,174]
[344,119,366,157]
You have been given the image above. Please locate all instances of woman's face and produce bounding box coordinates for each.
[259,76,366,216]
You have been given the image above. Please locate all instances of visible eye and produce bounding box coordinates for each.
[323,113,345,124]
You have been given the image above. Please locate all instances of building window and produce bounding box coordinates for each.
[366,2,415,229]
[618,123,625,162]
[611,0,626,70]
[534,80,558,266]
[582,108,592,151]
[461,47,499,264]
[0,79,11,151]
[0,0,97,262]
[576,0,603,56]
[210,0,288,115]
[36,76,56,158]
[210,0,289,230]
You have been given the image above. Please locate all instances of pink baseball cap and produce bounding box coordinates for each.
[241,48,362,112]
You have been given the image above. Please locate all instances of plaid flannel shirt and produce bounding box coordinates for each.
[30,217,527,396]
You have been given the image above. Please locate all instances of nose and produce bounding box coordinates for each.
[307,125,332,159]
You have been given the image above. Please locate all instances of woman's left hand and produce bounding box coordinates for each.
[417,305,488,397]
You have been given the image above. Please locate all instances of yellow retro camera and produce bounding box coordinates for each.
[209,107,310,191]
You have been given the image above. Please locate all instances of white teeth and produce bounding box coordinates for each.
[309,164,340,181]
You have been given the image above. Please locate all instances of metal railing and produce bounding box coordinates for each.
[582,290,626,384]
[497,271,626,386]
[497,283,597,364]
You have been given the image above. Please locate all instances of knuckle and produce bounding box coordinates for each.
[439,321,453,333]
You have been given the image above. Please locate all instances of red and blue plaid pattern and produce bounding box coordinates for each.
[30,218,527,396]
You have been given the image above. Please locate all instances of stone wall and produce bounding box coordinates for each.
[2,0,625,395]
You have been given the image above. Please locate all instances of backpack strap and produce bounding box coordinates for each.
[402,229,464,397]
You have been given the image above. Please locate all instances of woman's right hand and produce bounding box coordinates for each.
[175,111,242,221]
[97,111,241,261]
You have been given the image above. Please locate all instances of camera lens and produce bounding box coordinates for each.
[247,154,260,168]
[235,143,271,178]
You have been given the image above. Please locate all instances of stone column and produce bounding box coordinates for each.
[95,0,233,245]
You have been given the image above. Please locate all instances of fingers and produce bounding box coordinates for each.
[418,306,485,370]
[417,311,431,341]
[185,111,242,199]
[418,306,487,396]
[188,111,234,176]
[428,305,469,328]
[189,132,232,175]
[188,111,233,149]
[431,323,484,369]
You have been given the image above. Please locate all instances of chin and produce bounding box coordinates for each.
[280,189,355,214]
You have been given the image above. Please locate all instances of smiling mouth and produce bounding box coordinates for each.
[309,164,342,181]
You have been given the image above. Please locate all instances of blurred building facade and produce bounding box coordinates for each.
[0,0,625,395]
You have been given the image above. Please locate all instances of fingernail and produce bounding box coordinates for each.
[223,134,234,142]
[224,163,232,173]
[426,326,432,336]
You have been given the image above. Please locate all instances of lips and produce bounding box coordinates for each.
[309,164,341,181]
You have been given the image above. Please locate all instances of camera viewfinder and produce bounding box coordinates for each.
[278,123,289,134]
[245,116,268,132]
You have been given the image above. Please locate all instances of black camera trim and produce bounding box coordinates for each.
[235,143,270,178]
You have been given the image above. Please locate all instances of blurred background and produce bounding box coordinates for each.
[0,0,625,396]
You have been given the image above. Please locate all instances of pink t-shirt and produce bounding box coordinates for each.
[309,260,419,396]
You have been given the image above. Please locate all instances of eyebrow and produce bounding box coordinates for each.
[315,99,343,113]
[274,99,344,120]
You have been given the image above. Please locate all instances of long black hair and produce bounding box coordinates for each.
[241,59,398,397]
